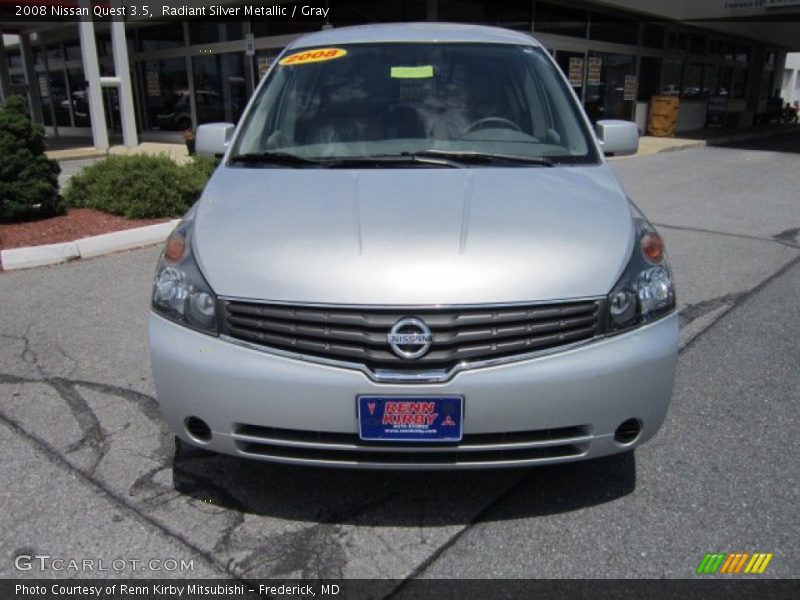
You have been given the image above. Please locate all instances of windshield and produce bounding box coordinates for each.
[232,42,599,166]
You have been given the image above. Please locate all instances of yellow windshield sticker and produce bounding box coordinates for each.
[390,65,434,79]
[279,48,347,66]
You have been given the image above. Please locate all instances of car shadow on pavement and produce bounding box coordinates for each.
[172,440,636,526]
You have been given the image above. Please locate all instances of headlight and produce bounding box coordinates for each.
[151,218,218,335]
[607,218,675,333]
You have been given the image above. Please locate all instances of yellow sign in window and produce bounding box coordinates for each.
[390,65,434,79]
[279,48,347,66]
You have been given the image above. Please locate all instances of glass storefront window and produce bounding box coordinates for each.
[86,34,116,77]
[731,66,748,98]
[638,56,662,101]
[703,65,719,97]
[138,57,189,131]
[724,43,736,62]
[584,51,635,122]
[137,23,185,52]
[437,0,531,30]
[555,50,585,98]
[708,40,725,58]
[667,32,688,52]
[188,22,244,45]
[253,48,282,81]
[40,70,71,127]
[759,69,774,103]
[642,24,664,49]
[65,41,82,61]
[192,52,246,126]
[589,15,638,46]
[689,34,706,55]
[103,87,121,132]
[735,44,750,63]
[96,34,112,59]
[681,63,703,100]
[67,68,91,127]
[661,59,683,96]
[40,74,53,126]
[250,1,324,37]
[534,3,588,38]
[331,0,427,24]
[719,65,732,97]
[8,51,22,69]
[46,43,63,64]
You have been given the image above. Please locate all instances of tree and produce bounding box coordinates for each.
[0,95,64,222]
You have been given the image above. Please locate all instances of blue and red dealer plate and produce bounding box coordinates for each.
[357,396,463,442]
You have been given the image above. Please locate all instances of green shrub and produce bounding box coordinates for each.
[63,154,217,219]
[0,95,64,222]
[179,155,219,199]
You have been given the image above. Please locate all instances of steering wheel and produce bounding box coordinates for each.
[462,116,523,136]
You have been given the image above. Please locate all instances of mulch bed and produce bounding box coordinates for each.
[0,208,171,268]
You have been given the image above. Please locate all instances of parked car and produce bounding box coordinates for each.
[150,23,678,469]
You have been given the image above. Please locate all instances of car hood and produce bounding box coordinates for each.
[193,165,634,305]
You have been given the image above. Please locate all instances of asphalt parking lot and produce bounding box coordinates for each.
[1,133,798,582]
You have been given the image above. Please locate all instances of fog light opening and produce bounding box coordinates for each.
[614,418,642,445]
[185,416,212,442]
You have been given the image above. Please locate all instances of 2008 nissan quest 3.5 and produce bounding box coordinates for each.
[149,23,678,469]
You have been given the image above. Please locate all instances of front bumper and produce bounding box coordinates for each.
[149,311,678,469]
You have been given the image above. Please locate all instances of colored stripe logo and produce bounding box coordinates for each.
[697,552,773,574]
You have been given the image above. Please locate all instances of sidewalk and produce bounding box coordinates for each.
[46,140,190,164]
[633,122,798,158]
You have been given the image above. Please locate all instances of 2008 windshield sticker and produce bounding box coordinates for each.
[279,48,347,66]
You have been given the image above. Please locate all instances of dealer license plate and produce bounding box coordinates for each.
[357,396,463,442]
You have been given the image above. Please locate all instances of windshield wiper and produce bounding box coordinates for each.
[324,154,463,168]
[407,150,555,167]
[228,152,328,167]
[228,152,463,169]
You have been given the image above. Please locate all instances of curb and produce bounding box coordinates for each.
[47,151,108,162]
[653,141,706,153]
[1,219,179,271]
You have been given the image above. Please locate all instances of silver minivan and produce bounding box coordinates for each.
[149,23,678,469]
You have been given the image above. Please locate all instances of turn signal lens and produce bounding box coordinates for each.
[152,217,218,335]
[164,231,186,263]
[641,232,664,264]
[607,218,675,334]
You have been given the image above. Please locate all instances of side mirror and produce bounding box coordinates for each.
[595,120,639,157]
[195,123,235,157]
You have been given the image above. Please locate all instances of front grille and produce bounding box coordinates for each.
[232,424,591,466]
[221,299,603,375]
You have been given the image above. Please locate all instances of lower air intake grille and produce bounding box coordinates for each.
[232,424,591,466]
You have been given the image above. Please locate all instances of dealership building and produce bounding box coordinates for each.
[1,0,799,150]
